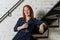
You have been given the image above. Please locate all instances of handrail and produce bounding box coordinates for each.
[0,0,24,23]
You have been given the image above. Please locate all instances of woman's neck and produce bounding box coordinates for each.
[26,16,31,22]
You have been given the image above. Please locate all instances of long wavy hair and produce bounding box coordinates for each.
[22,5,34,21]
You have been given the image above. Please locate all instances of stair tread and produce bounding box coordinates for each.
[32,30,48,38]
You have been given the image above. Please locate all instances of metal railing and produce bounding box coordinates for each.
[0,0,24,23]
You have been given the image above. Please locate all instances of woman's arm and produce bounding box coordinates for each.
[34,18,47,33]
[17,26,24,31]
[17,23,28,31]
[14,17,29,32]
[14,18,21,32]
[14,18,28,32]
[39,23,46,33]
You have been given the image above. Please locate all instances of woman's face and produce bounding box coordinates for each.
[24,7,30,17]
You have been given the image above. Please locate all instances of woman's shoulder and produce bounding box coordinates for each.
[19,17,23,19]
[18,17,24,21]
[33,18,43,22]
[33,18,39,21]
[33,18,44,24]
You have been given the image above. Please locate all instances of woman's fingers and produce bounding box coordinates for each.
[23,23,28,28]
[39,27,44,33]
[17,27,22,31]
[39,25,44,33]
[39,23,46,33]
[25,23,28,28]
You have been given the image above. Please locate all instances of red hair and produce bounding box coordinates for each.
[22,5,34,21]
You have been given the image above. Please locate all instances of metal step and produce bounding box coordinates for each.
[47,25,59,28]
[32,29,49,38]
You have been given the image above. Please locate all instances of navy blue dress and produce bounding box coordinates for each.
[12,18,43,40]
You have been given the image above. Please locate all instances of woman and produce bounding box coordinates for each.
[13,5,46,40]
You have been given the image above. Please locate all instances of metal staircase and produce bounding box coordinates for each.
[0,0,24,23]
[41,1,60,28]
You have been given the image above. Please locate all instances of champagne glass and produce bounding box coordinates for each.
[25,22,29,32]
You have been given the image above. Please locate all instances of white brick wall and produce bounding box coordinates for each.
[0,0,60,40]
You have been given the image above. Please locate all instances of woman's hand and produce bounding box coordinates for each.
[17,26,23,31]
[17,23,28,31]
[22,23,28,29]
[39,23,46,33]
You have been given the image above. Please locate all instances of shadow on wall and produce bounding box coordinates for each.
[36,10,46,20]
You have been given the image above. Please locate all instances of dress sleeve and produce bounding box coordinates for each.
[14,18,22,32]
[34,18,44,26]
